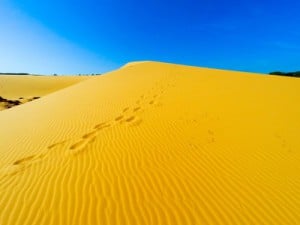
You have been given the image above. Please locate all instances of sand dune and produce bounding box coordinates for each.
[0,74,90,110]
[1,61,300,224]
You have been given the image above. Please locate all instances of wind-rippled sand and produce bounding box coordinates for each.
[1,61,300,224]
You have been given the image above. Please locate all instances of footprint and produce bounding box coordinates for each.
[0,165,18,177]
[69,137,96,154]
[115,115,124,121]
[125,116,136,122]
[69,140,87,151]
[149,100,155,105]
[12,154,45,167]
[130,118,143,126]
[133,107,141,112]
[94,122,106,129]
[94,122,111,130]
[88,136,97,144]
[13,155,36,165]
[48,141,66,149]
[122,107,130,113]
[0,153,48,178]
[82,131,97,139]
[100,124,111,130]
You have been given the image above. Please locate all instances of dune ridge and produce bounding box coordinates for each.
[0,61,300,224]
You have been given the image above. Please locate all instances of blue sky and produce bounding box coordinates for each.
[1,0,300,74]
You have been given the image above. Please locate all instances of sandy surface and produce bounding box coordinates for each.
[0,61,300,224]
[0,75,90,110]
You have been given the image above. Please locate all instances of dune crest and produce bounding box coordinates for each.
[0,62,300,224]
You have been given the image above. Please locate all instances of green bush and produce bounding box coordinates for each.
[269,71,300,78]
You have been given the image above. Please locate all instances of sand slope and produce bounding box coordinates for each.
[0,74,90,98]
[0,75,90,110]
[1,61,300,224]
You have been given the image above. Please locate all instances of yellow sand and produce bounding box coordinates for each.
[0,75,90,111]
[0,74,90,99]
[0,61,300,224]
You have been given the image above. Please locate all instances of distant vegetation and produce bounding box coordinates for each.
[269,71,300,78]
[0,72,29,75]
[77,73,101,76]
[53,73,101,76]
[0,96,40,110]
